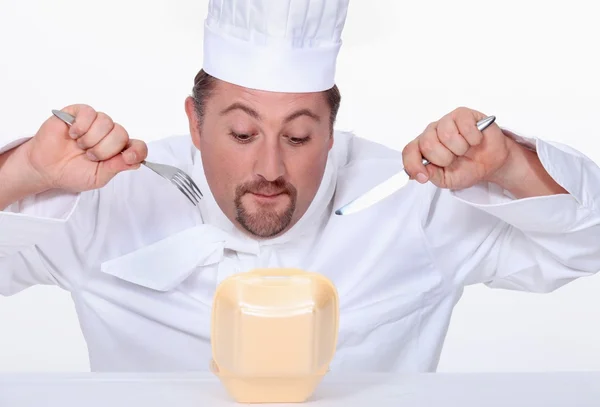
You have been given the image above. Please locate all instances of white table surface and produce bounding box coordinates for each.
[1,371,598,406]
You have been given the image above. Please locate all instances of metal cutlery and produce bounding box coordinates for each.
[51,109,203,206]
[335,115,496,215]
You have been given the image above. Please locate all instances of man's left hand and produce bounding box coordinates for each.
[402,107,513,190]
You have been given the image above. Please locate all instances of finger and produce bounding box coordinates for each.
[60,104,98,139]
[85,123,129,161]
[121,139,148,165]
[76,112,115,149]
[96,153,142,187]
[453,107,485,146]
[436,116,470,156]
[402,137,429,183]
[97,140,146,177]
[419,126,455,167]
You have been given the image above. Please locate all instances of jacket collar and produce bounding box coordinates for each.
[192,148,338,246]
[100,146,339,291]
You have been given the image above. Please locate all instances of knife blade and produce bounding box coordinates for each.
[335,115,496,215]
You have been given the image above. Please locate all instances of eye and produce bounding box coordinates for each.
[229,131,254,144]
[288,136,311,145]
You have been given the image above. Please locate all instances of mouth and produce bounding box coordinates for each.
[247,191,288,203]
[249,191,286,198]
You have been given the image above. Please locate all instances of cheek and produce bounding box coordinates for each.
[286,148,329,195]
[201,143,249,198]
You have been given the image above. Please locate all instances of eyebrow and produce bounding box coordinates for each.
[219,102,321,123]
[283,108,320,124]
[220,102,261,120]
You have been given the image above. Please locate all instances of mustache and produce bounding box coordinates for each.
[236,178,296,197]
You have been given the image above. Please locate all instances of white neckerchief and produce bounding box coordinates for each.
[100,147,338,291]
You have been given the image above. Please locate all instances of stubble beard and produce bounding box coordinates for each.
[234,178,297,238]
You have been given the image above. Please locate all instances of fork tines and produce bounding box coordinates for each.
[172,171,203,205]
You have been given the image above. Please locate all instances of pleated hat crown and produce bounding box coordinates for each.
[202,0,350,93]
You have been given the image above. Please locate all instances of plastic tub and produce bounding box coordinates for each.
[210,268,339,403]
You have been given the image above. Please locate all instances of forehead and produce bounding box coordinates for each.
[209,79,329,112]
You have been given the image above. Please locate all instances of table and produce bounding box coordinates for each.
[1,371,598,406]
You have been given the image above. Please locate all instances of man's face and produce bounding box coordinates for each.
[185,80,333,238]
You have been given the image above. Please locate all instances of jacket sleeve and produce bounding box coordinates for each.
[0,137,106,295]
[0,186,110,296]
[422,130,600,293]
[0,134,199,296]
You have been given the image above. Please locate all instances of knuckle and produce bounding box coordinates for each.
[438,116,453,131]
[454,106,469,115]
[451,107,470,123]
[79,104,96,115]
[441,152,455,166]
[77,105,97,124]
[112,128,129,147]
[96,112,115,128]
[113,123,129,140]
[437,129,456,144]
[76,136,93,149]
[419,136,435,155]
[62,104,97,137]
[115,137,128,151]
[90,146,114,161]
[70,124,83,137]
[90,134,129,161]
[462,126,482,146]
[86,146,104,160]
[470,133,483,146]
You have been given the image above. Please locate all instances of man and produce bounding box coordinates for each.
[1,0,599,372]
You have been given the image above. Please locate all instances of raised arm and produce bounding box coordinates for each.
[0,105,147,294]
[406,107,600,291]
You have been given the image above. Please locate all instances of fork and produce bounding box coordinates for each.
[51,109,203,206]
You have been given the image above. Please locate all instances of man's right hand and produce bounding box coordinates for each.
[24,104,148,193]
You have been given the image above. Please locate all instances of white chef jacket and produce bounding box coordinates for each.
[1,129,599,372]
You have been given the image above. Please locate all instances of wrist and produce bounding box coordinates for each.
[0,140,51,209]
[485,137,567,199]
[485,137,524,190]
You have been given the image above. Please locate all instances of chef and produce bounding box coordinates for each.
[1,0,599,372]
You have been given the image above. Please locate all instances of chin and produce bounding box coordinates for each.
[236,205,295,238]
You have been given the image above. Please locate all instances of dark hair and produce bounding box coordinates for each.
[191,69,341,134]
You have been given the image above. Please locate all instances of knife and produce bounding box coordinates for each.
[334,115,496,215]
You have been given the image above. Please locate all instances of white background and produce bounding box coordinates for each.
[0,0,599,372]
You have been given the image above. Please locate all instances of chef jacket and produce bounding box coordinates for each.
[1,128,599,372]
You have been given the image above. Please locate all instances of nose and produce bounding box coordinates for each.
[254,139,286,181]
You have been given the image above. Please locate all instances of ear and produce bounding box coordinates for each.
[327,131,334,151]
[185,96,201,150]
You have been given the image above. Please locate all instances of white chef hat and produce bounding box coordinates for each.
[202,0,350,93]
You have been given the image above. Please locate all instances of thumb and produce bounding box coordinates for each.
[94,139,147,185]
[95,154,141,185]
[425,163,447,188]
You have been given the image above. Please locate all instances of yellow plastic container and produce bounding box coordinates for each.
[210,268,339,403]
